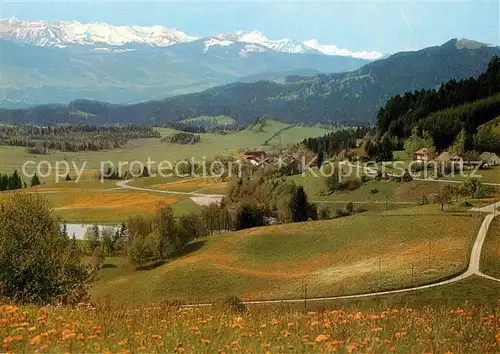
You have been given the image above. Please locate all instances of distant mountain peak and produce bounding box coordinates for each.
[207,30,321,55]
[0,18,199,47]
[456,38,491,50]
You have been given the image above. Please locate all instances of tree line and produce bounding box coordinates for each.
[161,132,201,145]
[0,170,24,191]
[0,124,160,154]
[377,56,500,150]
[165,120,244,134]
[302,127,373,157]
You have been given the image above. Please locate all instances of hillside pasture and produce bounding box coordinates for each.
[92,213,482,304]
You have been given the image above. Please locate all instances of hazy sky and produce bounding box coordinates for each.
[0,0,498,54]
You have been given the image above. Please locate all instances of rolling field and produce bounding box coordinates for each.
[129,176,226,194]
[0,119,331,181]
[92,213,482,304]
[0,178,200,224]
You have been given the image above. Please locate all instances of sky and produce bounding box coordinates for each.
[0,0,498,55]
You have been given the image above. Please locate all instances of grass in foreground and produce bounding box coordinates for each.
[92,213,482,304]
[2,281,500,354]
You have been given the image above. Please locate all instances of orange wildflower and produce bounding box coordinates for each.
[30,334,42,345]
[3,336,14,345]
[348,343,359,353]
[316,334,330,342]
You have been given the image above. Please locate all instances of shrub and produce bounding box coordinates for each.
[334,209,350,218]
[402,171,414,182]
[354,206,368,214]
[318,204,332,220]
[223,295,246,313]
[342,178,363,191]
[0,193,93,304]
[233,203,266,230]
[344,201,355,214]
[370,188,380,195]
[460,200,473,207]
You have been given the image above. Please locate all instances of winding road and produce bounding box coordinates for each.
[116,179,223,206]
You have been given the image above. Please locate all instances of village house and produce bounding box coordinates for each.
[242,151,269,167]
[414,147,436,163]
[435,151,464,167]
[479,152,500,167]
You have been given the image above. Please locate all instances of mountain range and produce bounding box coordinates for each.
[0,18,383,59]
[1,38,498,126]
[0,18,382,108]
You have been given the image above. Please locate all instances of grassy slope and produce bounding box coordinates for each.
[92,213,482,304]
[481,218,500,278]
[289,170,442,203]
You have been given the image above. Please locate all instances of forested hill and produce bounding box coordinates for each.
[377,55,500,150]
[0,39,499,126]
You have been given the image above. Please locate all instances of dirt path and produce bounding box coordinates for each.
[116,179,223,205]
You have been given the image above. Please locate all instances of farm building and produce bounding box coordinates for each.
[479,152,500,167]
[435,152,464,166]
[242,151,269,166]
[414,147,436,162]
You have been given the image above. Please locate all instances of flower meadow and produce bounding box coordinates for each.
[1,301,500,353]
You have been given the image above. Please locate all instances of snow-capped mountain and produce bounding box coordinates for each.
[0,17,199,47]
[0,18,383,59]
[303,39,383,60]
[204,31,321,55]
